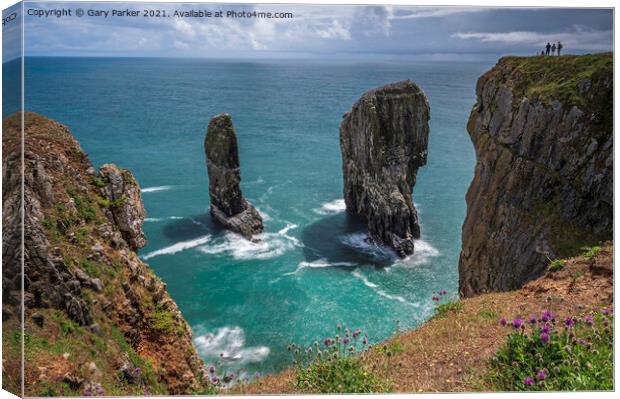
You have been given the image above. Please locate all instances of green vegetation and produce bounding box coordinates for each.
[290,326,392,393]
[149,307,181,335]
[478,308,498,321]
[489,308,613,391]
[67,188,97,223]
[51,310,83,336]
[582,246,602,261]
[435,300,464,318]
[502,53,612,109]
[548,259,566,272]
[91,176,106,187]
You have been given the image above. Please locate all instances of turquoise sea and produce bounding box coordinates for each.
[6,57,492,378]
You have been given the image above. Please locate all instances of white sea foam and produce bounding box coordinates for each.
[193,326,270,365]
[395,239,441,268]
[284,258,357,276]
[199,223,300,260]
[142,235,211,260]
[313,199,346,215]
[255,208,272,222]
[351,269,419,307]
[142,185,174,193]
[144,216,183,223]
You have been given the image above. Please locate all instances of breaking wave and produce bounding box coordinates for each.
[351,269,419,307]
[142,235,212,260]
[283,258,357,276]
[313,199,346,215]
[396,239,441,268]
[142,185,174,193]
[193,326,270,365]
[144,216,183,223]
[198,223,300,260]
[339,233,397,261]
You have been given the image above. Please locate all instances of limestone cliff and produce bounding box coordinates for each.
[204,113,263,240]
[340,80,430,257]
[2,112,207,396]
[459,53,613,297]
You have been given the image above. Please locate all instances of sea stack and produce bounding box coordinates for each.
[340,80,430,257]
[459,54,613,297]
[205,113,263,240]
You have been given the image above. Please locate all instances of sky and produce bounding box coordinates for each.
[2,2,614,61]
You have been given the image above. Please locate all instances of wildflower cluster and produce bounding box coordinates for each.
[432,290,462,318]
[490,307,613,391]
[290,324,391,393]
[431,290,448,302]
[82,383,104,397]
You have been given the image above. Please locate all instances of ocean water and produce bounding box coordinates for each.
[9,57,492,378]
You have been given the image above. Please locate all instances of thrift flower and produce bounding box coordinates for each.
[343,337,350,344]
[529,315,538,324]
[209,365,215,374]
[564,317,576,327]
[255,371,261,378]
[540,310,554,322]
[540,332,550,343]
[511,319,525,330]
[536,371,546,380]
[524,377,535,386]
[499,317,507,326]
[541,323,552,333]
[211,376,219,384]
[584,315,594,325]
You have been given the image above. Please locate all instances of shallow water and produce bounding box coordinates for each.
[12,56,493,378]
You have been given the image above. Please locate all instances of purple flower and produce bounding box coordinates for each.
[352,329,361,338]
[536,371,546,380]
[255,371,261,378]
[209,365,215,374]
[579,338,587,344]
[343,337,349,344]
[362,336,368,345]
[323,338,331,346]
[541,323,552,333]
[524,377,535,386]
[540,332,550,343]
[584,315,594,325]
[511,319,525,330]
[602,307,613,315]
[211,376,219,384]
[564,317,576,327]
[499,317,507,326]
[432,296,440,301]
[540,310,554,322]
[528,315,538,324]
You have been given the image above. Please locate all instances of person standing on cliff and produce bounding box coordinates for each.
[545,42,551,55]
[557,41,563,56]
[551,43,556,55]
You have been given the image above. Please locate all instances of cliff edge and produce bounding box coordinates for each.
[2,112,207,396]
[459,53,613,297]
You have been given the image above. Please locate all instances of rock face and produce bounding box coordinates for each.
[204,113,263,239]
[2,112,206,396]
[340,80,430,257]
[459,54,613,297]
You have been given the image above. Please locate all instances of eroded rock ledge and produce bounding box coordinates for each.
[459,54,613,297]
[340,80,430,257]
[204,113,263,240]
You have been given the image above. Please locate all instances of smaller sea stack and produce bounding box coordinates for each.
[205,113,263,240]
[340,80,430,257]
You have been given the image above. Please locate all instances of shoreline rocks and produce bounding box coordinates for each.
[204,113,263,240]
[339,80,430,257]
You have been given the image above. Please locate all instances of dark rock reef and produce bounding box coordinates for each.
[340,80,430,257]
[2,113,206,396]
[459,54,613,297]
[204,113,263,240]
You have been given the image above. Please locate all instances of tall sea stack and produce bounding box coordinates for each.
[459,54,613,297]
[340,80,430,257]
[205,113,263,240]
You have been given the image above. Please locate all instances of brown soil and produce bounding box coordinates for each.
[233,244,613,394]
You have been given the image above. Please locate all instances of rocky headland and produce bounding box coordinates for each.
[459,53,613,297]
[340,80,430,257]
[2,113,207,396]
[204,113,263,240]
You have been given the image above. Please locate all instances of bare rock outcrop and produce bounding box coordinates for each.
[204,113,263,239]
[340,80,430,257]
[459,54,613,297]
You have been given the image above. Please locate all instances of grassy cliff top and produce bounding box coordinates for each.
[495,52,612,109]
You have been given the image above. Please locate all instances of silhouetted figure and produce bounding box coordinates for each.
[545,42,551,56]
[557,41,563,56]
[551,43,556,55]
[541,50,545,56]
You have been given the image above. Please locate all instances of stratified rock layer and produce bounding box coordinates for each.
[340,80,430,257]
[459,54,613,297]
[2,112,206,395]
[205,113,263,239]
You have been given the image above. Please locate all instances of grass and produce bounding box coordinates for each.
[435,300,464,319]
[488,308,613,391]
[67,188,97,223]
[582,246,602,261]
[149,307,181,335]
[51,310,83,336]
[91,176,106,187]
[548,259,566,272]
[478,308,498,321]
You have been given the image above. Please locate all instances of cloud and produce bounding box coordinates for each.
[388,6,489,20]
[451,25,613,51]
